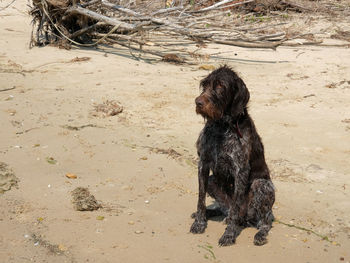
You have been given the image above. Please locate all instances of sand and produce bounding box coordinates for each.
[0,1,350,262]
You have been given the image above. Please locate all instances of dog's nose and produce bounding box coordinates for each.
[195,97,203,108]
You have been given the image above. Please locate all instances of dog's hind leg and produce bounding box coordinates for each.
[218,167,250,246]
[247,179,275,246]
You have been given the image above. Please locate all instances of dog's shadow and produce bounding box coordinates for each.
[191,202,226,222]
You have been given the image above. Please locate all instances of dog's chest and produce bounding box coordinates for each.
[198,125,248,175]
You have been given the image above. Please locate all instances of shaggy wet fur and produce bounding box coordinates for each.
[190,66,275,246]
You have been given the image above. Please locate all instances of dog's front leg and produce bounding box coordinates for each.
[219,167,249,246]
[190,160,209,234]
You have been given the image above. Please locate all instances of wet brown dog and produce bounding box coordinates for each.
[190,66,275,246]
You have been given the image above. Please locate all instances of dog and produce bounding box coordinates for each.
[190,66,275,246]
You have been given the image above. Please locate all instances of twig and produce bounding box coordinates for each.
[236,22,288,32]
[281,40,323,46]
[61,124,102,131]
[80,0,100,8]
[303,94,315,99]
[0,69,33,76]
[16,127,40,134]
[107,37,198,65]
[94,32,149,46]
[275,219,335,243]
[282,41,350,48]
[0,0,16,11]
[215,0,256,11]
[34,57,91,69]
[147,16,213,39]
[254,33,285,41]
[151,6,184,16]
[229,33,285,42]
[0,87,16,92]
[183,10,231,21]
[213,39,281,49]
[108,38,165,58]
[101,0,140,16]
[192,0,254,13]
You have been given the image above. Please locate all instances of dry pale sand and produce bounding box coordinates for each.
[1,1,350,263]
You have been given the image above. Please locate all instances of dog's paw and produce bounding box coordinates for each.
[218,232,236,246]
[254,232,268,246]
[190,220,207,234]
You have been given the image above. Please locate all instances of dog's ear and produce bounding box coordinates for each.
[230,78,250,117]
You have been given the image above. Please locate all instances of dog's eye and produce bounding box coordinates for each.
[214,85,224,93]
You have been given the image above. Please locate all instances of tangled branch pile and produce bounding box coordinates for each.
[29,0,347,63]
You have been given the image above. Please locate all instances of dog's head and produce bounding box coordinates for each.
[195,66,250,121]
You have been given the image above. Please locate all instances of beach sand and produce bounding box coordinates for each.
[1,1,350,262]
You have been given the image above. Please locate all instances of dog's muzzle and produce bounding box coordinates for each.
[195,97,204,109]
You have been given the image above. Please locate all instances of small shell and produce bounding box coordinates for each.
[66,173,77,179]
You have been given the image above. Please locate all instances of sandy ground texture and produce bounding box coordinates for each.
[1,1,350,263]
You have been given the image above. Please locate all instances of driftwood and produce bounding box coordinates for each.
[29,0,345,64]
[66,6,135,30]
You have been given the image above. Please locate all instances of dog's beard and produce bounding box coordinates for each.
[196,103,222,121]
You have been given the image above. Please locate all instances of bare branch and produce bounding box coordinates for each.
[192,0,255,13]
